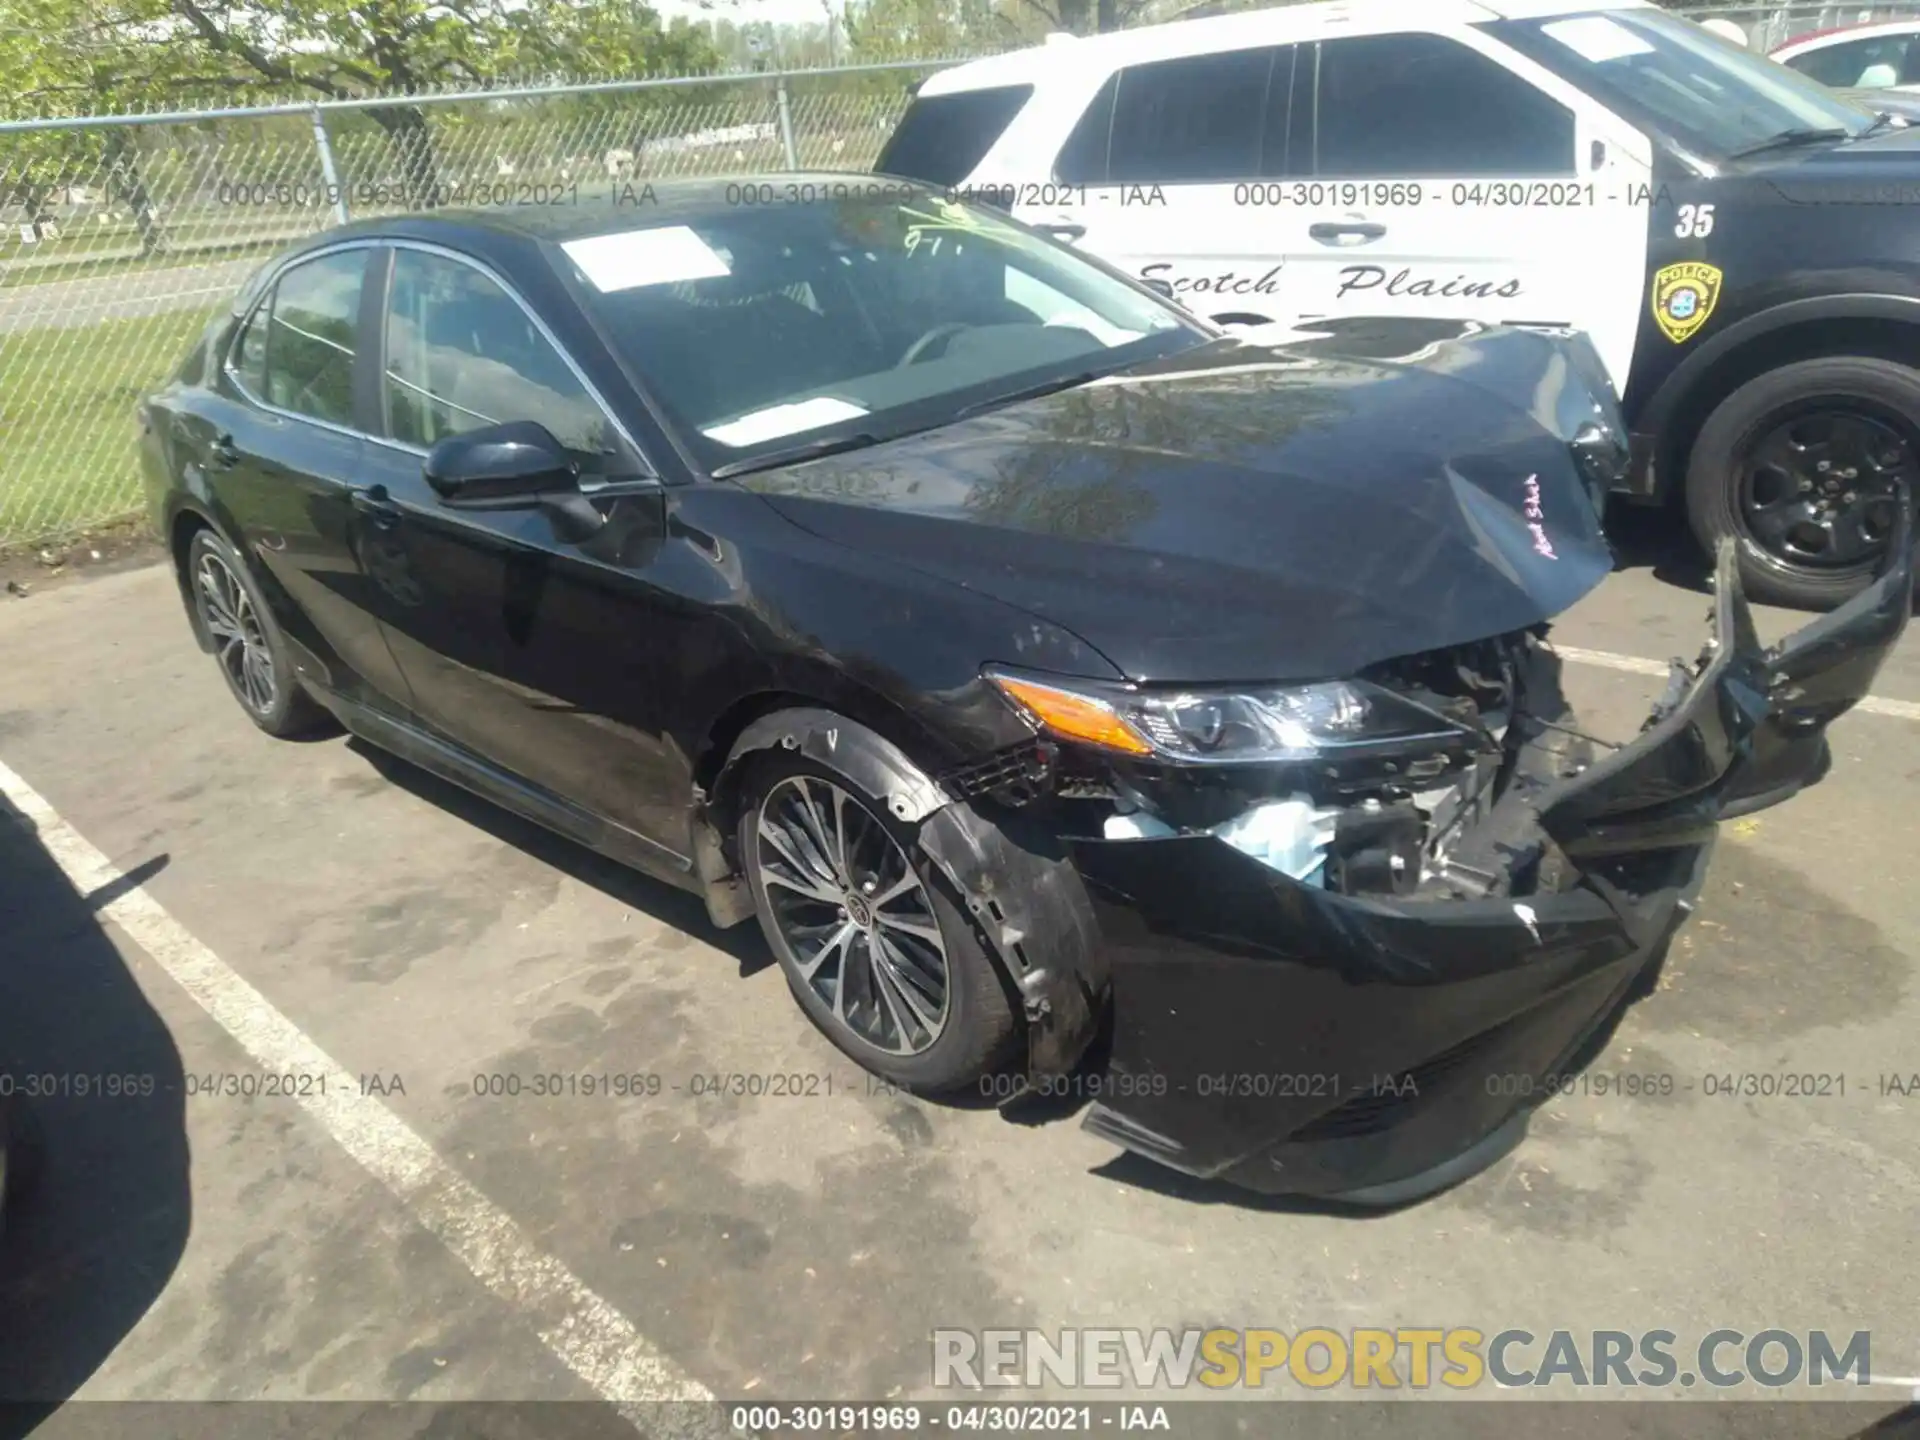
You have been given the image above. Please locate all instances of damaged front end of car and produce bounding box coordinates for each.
[947,509,1912,1204]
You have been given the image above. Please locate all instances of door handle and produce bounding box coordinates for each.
[1036,222,1086,241]
[1308,221,1387,245]
[351,484,401,529]
[208,434,241,469]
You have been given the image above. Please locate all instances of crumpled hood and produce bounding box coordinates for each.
[740,322,1618,684]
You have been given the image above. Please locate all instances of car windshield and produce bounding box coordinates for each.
[1484,9,1876,165]
[550,192,1200,474]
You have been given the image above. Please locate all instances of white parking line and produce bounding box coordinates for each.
[1556,645,1920,723]
[0,758,721,1426]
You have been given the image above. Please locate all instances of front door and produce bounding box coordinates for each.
[355,245,690,857]
[1281,26,1654,394]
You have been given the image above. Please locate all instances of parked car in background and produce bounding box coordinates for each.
[1772,19,1920,93]
[877,0,1920,611]
[1835,84,1920,119]
[136,183,1910,1203]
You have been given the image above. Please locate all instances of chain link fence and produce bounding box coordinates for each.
[7,6,1920,549]
[1675,0,1920,48]
[0,63,939,549]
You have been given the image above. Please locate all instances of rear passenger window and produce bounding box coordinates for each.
[876,85,1035,186]
[1105,48,1281,183]
[262,250,367,427]
[229,308,268,396]
[1313,33,1575,177]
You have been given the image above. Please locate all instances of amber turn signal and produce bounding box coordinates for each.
[987,673,1153,756]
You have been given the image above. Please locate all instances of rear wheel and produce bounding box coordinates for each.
[186,528,333,738]
[738,753,1018,1092]
[1685,357,1920,610]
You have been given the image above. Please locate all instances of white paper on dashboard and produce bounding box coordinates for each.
[702,397,869,447]
[1541,16,1655,63]
[561,226,731,292]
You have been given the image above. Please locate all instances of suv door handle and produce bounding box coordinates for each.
[1036,222,1086,241]
[351,484,401,529]
[208,434,241,469]
[1308,221,1387,245]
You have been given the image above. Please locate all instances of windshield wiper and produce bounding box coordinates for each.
[709,431,881,479]
[1726,126,1853,161]
[952,370,1101,421]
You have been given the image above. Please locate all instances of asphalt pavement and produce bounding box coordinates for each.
[0,515,1914,1436]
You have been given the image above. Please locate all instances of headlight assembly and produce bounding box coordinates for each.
[985,666,1467,764]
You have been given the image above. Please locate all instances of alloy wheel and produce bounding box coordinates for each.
[1737,407,1914,570]
[195,549,278,715]
[754,775,951,1056]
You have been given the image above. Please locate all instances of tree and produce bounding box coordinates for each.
[843,0,1029,61]
[1017,0,1154,35]
[0,0,231,254]
[2,0,724,215]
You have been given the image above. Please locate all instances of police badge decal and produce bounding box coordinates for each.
[1651,262,1723,344]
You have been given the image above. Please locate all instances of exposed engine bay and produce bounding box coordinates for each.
[949,628,1604,906]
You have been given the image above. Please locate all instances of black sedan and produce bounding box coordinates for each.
[138,179,1910,1204]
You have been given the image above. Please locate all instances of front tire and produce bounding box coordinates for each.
[738,753,1018,1092]
[1684,357,1920,610]
[186,528,333,738]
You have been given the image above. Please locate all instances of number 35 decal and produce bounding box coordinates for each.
[1675,203,1716,238]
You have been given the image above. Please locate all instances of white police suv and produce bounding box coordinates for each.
[875,0,1920,609]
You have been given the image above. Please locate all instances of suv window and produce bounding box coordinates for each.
[1106,48,1283,183]
[1783,34,1919,89]
[875,85,1035,186]
[1055,74,1118,183]
[384,249,612,453]
[263,249,367,426]
[1313,33,1575,177]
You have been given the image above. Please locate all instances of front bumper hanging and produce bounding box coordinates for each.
[1067,517,1913,1204]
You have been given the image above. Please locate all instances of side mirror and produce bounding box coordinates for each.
[424,420,578,507]
[1142,276,1176,300]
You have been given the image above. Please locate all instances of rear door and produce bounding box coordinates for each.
[1284,24,1654,393]
[1008,46,1300,326]
[203,244,416,714]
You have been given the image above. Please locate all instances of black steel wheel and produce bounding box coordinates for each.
[186,528,333,737]
[1686,357,1920,610]
[739,752,1017,1091]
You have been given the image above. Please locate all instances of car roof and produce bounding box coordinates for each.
[1772,18,1920,56]
[916,0,1655,93]
[274,173,939,262]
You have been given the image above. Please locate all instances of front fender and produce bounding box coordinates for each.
[705,708,1107,1078]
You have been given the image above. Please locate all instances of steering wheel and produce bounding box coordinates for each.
[897,322,972,368]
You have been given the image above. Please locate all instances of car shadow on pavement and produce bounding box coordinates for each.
[0,791,190,1429]
[347,739,775,978]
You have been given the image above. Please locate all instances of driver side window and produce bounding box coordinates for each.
[384,249,613,454]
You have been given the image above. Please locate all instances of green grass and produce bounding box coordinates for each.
[0,236,288,289]
[0,308,214,545]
